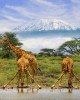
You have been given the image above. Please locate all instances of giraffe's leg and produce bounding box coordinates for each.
[51,72,65,89]
[17,65,22,87]
[59,75,63,86]
[72,72,80,83]
[59,71,66,86]
[17,70,21,87]
[31,72,35,83]
[21,68,24,87]
[30,63,38,83]
[26,70,41,89]
[68,72,73,88]
[25,70,28,86]
[31,67,35,83]
[3,72,18,88]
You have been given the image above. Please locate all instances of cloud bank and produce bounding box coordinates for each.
[20,37,72,53]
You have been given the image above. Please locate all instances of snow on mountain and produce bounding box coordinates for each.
[13,18,76,32]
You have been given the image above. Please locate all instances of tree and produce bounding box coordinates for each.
[58,38,80,56]
[0,32,23,58]
[39,48,55,56]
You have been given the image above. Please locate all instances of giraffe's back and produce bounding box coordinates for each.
[17,56,29,71]
[62,57,73,72]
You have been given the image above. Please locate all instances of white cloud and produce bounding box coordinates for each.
[0,23,11,32]
[30,0,54,7]
[0,21,9,33]
[2,15,26,22]
[0,7,27,32]
[69,0,80,27]
[5,2,67,20]
[0,19,26,33]
[5,5,38,19]
[71,0,80,4]
[20,37,72,53]
[30,0,67,16]
[2,1,79,28]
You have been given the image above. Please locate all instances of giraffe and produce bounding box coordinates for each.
[51,57,74,88]
[17,56,41,88]
[61,57,73,87]
[0,37,40,88]
[1,37,39,76]
[17,56,29,87]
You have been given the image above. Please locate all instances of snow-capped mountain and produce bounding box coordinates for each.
[13,18,76,32]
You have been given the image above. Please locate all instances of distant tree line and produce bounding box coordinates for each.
[38,38,80,57]
[38,48,57,56]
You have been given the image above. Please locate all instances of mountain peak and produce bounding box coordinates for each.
[13,18,76,32]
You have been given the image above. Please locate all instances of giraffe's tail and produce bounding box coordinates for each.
[35,62,41,74]
[37,67,41,72]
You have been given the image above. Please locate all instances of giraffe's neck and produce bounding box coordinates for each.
[6,40,24,57]
[5,39,34,61]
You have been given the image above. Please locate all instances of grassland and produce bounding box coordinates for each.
[0,56,80,87]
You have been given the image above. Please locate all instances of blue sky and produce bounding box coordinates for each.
[0,0,80,32]
[0,0,80,53]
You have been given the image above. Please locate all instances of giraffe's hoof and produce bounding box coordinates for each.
[11,86,13,89]
[38,86,42,89]
[69,85,73,88]
[26,85,29,88]
[38,85,42,89]
[17,85,19,88]
[51,85,54,89]
[2,86,5,89]
[21,83,24,87]
[31,80,34,83]
[51,86,53,89]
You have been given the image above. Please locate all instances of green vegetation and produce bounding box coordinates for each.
[0,58,17,85]
[0,56,80,87]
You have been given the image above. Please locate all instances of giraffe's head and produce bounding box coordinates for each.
[0,37,9,45]
[3,37,9,43]
[1,37,10,45]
